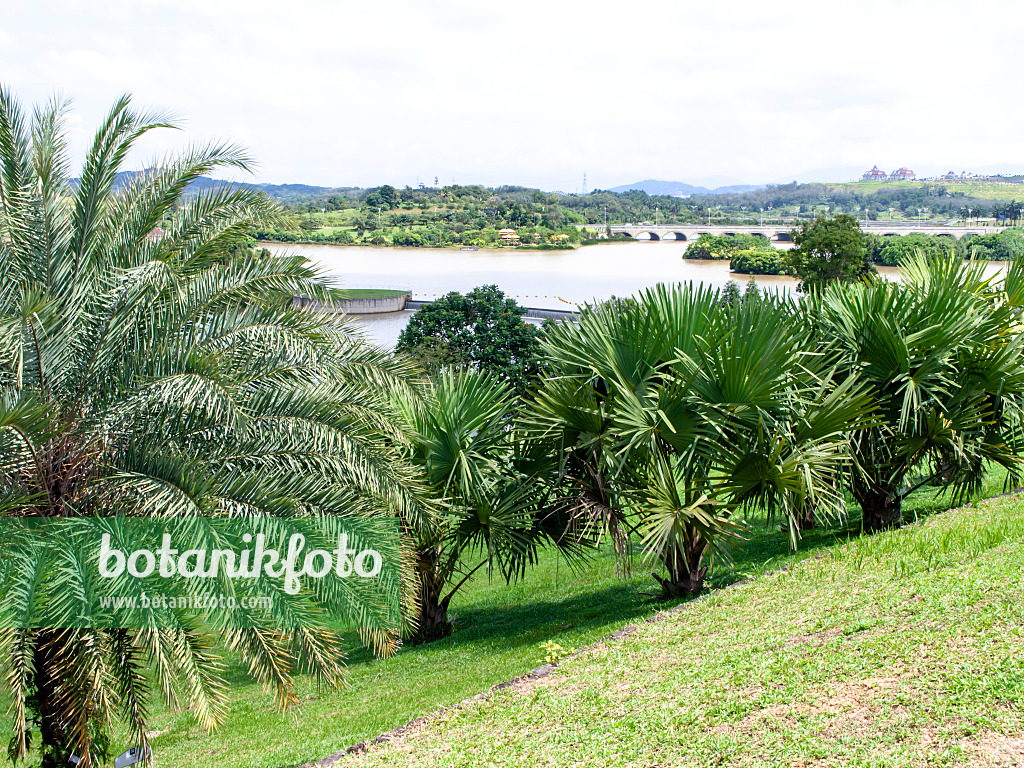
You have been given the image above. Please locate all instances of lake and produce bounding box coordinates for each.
[266,240,798,347]
[264,241,1003,348]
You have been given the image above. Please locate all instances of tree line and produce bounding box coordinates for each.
[682,220,1024,277]
[251,181,1024,251]
[257,180,1024,251]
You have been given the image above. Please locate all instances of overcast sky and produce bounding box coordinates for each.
[3,0,1021,191]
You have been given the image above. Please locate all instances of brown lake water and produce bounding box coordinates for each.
[264,241,1005,347]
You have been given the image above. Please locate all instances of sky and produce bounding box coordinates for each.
[3,0,1022,191]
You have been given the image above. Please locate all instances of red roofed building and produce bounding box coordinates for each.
[862,165,887,180]
[889,168,916,181]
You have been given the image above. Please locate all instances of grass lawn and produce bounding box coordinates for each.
[336,289,408,299]
[94,470,1016,768]
[347,490,1024,768]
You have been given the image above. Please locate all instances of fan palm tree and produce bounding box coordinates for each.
[392,368,570,643]
[527,284,871,596]
[807,252,1024,531]
[0,90,429,766]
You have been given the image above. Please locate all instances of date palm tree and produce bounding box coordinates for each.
[528,284,870,596]
[0,90,429,766]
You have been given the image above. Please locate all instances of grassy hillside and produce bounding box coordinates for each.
[80,473,1012,768]
[834,179,1024,202]
[346,494,1024,768]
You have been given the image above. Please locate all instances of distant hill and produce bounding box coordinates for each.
[608,179,764,196]
[92,172,768,202]
[712,183,766,195]
[95,170,356,201]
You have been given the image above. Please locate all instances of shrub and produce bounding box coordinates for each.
[730,248,790,275]
[687,233,770,260]
[963,229,1024,261]
[869,233,962,266]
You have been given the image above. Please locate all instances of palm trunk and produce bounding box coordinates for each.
[411,589,452,645]
[783,506,816,533]
[853,483,902,533]
[653,528,708,598]
[408,550,454,645]
[34,631,71,768]
[798,506,816,530]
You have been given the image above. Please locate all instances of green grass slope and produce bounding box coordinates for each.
[45,471,1008,767]
[833,179,1024,202]
[345,495,1024,768]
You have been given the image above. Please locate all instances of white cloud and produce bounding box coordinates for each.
[2,0,1022,188]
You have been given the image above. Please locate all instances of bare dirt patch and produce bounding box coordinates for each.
[811,677,900,740]
[707,677,901,740]
[785,627,845,647]
[960,732,1024,767]
[709,703,813,737]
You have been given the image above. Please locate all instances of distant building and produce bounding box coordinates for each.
[862,165,887,180]
[890,168,916,181]
[941,171,959,180]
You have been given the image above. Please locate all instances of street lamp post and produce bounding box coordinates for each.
[917,208,922,224]
[655,206,659,226]
[378,207,382,229]
[759,207,764,226]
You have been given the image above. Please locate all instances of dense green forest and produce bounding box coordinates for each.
[253,179,1024,248]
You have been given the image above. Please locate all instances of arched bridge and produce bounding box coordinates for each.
[610,224,999,242]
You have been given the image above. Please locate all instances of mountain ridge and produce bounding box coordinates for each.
[93,171,769,200]
[607,179,764,196]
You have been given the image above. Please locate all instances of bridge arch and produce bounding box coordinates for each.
[609,224,1001,244]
